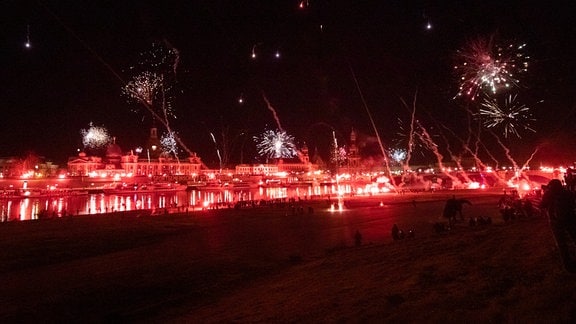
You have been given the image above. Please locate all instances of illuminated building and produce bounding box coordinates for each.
[67,129,202,178]
[234,143,317,179]
[0,156,59,178]
[347,129,361,170]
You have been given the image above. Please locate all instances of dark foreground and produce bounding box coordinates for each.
[1,193,576,322]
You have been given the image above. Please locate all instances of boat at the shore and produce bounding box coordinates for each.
[0,188,90,199]
[102,182,188,195]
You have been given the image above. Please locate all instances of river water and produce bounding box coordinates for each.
[0,183,358,222]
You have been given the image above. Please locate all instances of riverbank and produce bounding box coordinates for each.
[1,193,574,322]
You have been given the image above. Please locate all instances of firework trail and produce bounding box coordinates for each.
[415,121,460,184]
[490,130,519,171]
[121,43,200,160]
[479,94,535,138]
[38,2,125,83]
[261,92,284,131]
[521,147,540,173]
[163,39,180,79]
[454,36,529,100]
[39,3,188,154]
[491,129,540,186]
[36,3,198,162]
[440,123,509,186]
[210,132,223,171]
[254,129,298,159]
[398,92,419,172]
[349,64,396,188]
[330,131,348,165]
[438,130,473,184]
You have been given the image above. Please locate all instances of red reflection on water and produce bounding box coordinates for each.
[0,185,349,222]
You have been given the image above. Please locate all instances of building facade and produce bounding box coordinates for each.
[67,136,203,178]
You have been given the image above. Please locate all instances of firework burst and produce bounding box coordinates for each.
[134,42,180,77]
[394,118,430,157]
[479,94,535,138]
[161,131,179,157]
[331,145,348,164]
[80,123,111,149]
[254,129,298,159]
[123,71,163,106]
[123,43,179,120]
[390,148,407,165]
[454,36,529,100]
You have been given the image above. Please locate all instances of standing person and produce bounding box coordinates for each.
[354,230,363,247]
[540,179,576,273]
[442,196,458,228]
[391,224,402,240]
[455,198,472,221]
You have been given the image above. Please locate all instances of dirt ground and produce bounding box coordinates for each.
[1,193,576,323]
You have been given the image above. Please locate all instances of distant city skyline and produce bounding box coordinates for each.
[2,1,575,167]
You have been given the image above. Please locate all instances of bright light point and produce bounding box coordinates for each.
[467,182,481,189]
[251,53,256,59]
[426,22,432,30]
[24,42,31,48]
[275,51,280,58]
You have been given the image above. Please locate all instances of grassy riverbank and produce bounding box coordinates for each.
[1,194,575,322]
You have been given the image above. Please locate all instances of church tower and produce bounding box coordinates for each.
[299,142,310,164]
[146,126,162,159]
[347,129,361,170]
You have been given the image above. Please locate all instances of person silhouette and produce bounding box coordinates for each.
[540,179,576,273]
[354,230,363,247]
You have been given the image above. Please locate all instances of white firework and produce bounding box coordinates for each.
[390,148,407,164]
[454,36,529,100]
[123,71,163,106]
[254,129,298,159]
[80,123,111,149]
[479,94,536,138]
[161,131,179,157]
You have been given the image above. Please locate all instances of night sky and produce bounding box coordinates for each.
[2,1,576,167]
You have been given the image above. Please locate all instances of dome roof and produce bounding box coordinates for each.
[106,142,122,157]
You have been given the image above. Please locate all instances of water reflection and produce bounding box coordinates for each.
[0,184,354,222]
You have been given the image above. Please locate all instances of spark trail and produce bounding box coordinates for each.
[398,92,419,173]
[163,39,180,79]
[39,3,199,161]
[439,123,508,187]
[440,131,473,185]
[210,132,223,171]
[490,130,519,171]
[261,92,283,131]
[349,64,396,188]
[415,121,460,185]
